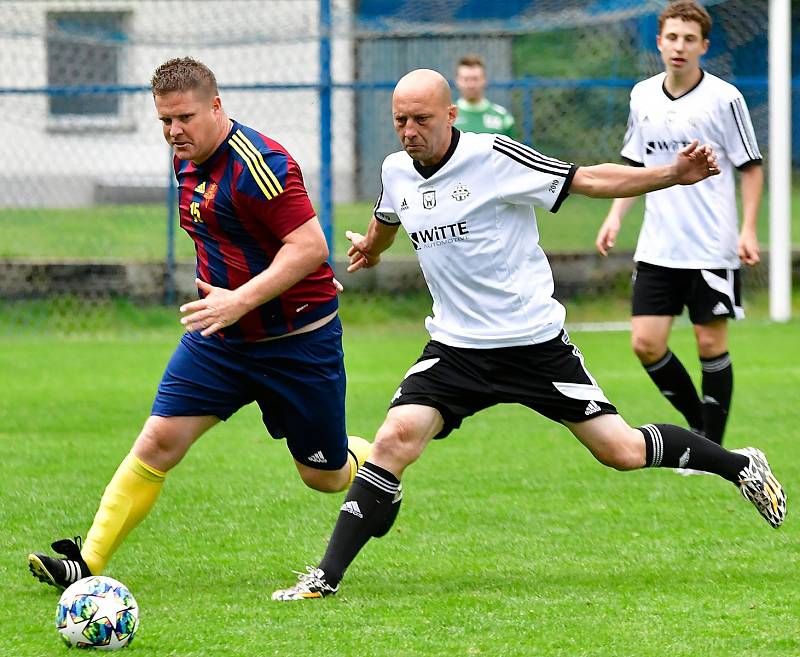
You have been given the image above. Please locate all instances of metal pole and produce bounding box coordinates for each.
[769,0,792,321]
[319,0,334,260]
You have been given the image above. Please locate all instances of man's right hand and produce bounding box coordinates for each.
[595,215,621,256]
[346,230,381,272]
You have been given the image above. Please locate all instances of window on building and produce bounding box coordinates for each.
[46,11,130,127]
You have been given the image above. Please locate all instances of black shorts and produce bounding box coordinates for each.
[632,262,743,325]
[388,330,618,439]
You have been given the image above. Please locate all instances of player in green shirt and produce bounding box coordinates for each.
[454,54,515,137]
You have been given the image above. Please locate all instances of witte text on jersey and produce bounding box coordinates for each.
[409,220,469,250]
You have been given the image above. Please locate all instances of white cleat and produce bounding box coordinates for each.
[271,566,339,601]
[733,448,786,528]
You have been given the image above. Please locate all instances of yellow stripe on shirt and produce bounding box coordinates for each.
[228,131,283,200]
[232,131,284,195]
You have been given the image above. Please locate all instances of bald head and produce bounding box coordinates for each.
[394,69,452,108]
[391,69,457,166]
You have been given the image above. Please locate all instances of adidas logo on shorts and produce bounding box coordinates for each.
[307,451,327,464]
[712,301,729,316]
[341,500,363,518]
[585,400,602,415]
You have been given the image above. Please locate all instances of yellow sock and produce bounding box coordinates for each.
[346,435,372,486]
[81,452,166,575]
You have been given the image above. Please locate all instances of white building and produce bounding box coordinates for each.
[0,0,356,207]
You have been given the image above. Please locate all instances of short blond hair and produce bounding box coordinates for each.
[150,57,219,98]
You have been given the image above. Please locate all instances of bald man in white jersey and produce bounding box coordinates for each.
[596,1,764,451]
[272,68,784,601]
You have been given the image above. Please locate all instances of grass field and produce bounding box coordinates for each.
[1,181,799,260]
[1,319,798,656]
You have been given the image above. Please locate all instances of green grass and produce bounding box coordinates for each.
[1,183,798,260]
[1,319,798,656]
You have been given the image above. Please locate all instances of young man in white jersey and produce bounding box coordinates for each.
[272,68,784,601]
[595,1,763,448]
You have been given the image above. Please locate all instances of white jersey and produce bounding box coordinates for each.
[374,130,576,349]
[622,71,761,269]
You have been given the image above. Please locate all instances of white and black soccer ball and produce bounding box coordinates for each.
[56,576,139,650]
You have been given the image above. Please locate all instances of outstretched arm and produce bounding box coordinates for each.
[346,216,400,273]
[571,140,719,199]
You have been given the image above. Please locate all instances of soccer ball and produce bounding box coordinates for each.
[56,576,139,650]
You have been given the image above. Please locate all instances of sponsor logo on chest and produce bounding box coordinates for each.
[645,138,692,155]
[409,221,469,250]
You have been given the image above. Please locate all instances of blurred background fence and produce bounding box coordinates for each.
[0,0,797,333]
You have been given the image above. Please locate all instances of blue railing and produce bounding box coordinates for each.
[1,74,792,302]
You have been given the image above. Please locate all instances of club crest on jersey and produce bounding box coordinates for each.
[202,182,218,207]
[422,190,436,209]
[451,183,470,201]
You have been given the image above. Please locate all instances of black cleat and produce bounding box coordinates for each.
[28,537,91,590]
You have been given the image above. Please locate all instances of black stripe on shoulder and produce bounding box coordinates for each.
[736,98,761,158]
[494,141,572,178]
[730,99,758,161]
[494,135,572,171]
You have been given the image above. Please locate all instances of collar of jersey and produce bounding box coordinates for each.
[413,127,461,179]
[192,119,239,171]
[457,97,491,111]
[661,69,705,101]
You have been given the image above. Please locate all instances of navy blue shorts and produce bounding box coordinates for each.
[151,316,347,470]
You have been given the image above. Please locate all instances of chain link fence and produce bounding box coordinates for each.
[0,0,794,334]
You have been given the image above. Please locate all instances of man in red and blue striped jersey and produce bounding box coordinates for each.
[27,57,370,591]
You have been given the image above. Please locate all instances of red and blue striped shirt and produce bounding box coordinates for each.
[174,120,337,342]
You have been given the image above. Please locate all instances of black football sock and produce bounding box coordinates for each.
[372,485,403,538]
[318,462,401,586]
[643,350,704,432]
[700,352,733,445]
[638,423,747,482]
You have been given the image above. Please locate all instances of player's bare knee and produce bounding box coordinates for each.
[695,335,725,359]
[372,417,424,467]
[631,335,664,364]
[133,418,185,469]
[133,425,171,461]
